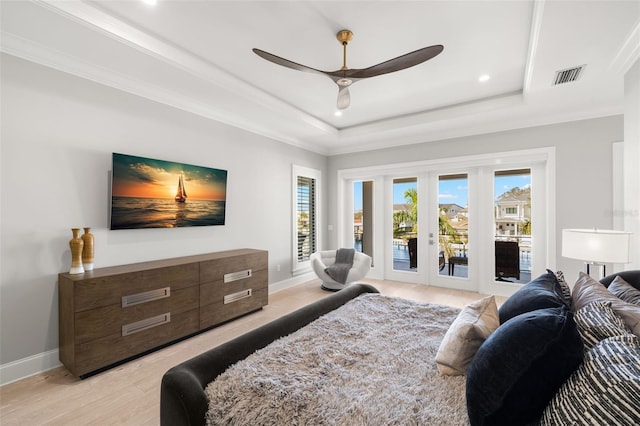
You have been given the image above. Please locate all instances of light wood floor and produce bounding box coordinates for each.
[0,279,505,426]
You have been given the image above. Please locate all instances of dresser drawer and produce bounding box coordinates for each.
[75,272,142,312]
[200,269,267,307]
[199,252,267,283]
[74,286,199,344]
[200,286,268,329]
[74,264,199,312]
[73,309,199,376]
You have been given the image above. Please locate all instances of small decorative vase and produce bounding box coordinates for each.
[69,228,85,274]
[81,227,94,271]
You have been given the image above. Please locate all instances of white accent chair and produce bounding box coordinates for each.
[310,250,372,291]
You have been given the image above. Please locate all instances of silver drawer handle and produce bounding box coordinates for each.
[122,313,170,336]
[224,289,252,304]
[224,269,252,283]
[122,287,170,308]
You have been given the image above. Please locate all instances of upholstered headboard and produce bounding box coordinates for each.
[599,270,640,289]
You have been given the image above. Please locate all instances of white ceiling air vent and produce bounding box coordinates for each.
[553,65,585,85]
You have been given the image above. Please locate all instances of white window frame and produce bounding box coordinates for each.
[292,165,321,275]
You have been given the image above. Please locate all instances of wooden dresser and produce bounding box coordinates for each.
[58,249,268,377]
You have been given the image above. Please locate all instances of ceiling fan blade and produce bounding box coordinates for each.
[347,44,444,79]
[337,86,351,110]
[252,48,328,77]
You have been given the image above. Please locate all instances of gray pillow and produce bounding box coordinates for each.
[572,272,640,337]
[608,275,640,305]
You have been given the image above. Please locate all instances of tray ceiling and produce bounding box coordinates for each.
[2,1,638,155]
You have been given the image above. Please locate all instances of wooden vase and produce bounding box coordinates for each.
[69,228,85,274]
[81,227,94,271]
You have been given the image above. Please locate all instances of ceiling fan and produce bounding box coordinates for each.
[253,30,444,110]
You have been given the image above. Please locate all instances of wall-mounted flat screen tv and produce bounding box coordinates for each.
[110,153,227,230]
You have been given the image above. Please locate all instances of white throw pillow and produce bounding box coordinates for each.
[435,295,499,375]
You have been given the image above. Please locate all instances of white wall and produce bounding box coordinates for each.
[624,58,640,269]
[326,116,625,284]
[0,54,325,380]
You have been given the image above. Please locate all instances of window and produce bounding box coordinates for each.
[494,169,532,284]
[297,176,316,261]
[438,174,469,277]
[392,177,418,272]
[292,165,321,273]
[353,180,374,259]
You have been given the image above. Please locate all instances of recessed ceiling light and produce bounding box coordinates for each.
[141,0,157,5]
[478,74,491,82]
[334,110,343,117]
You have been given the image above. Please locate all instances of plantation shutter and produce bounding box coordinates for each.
[297,176,316,262]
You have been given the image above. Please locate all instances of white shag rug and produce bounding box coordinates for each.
[205,293,468,425]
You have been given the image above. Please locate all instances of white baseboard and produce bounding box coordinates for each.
[0,349,62,387]
[268,272,315,293]
[1,275,315,387]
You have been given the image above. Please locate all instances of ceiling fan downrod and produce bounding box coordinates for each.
[337,29,353,71]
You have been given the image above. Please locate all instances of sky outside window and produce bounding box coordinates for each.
[353,175,531,211]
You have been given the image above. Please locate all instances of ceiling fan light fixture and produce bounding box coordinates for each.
[337,78,352,87]
[337,87,351,110]
[337,97,350,110]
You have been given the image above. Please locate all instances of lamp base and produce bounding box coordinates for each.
[585,262,606,280]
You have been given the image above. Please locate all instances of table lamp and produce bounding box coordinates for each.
[562,229,631,279]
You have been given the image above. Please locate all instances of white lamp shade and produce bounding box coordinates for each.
[562,229,631,264]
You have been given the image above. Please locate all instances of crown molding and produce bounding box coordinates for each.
[337,91,524,139]
[323,100,621,156]
[523,0,546,96]
[610,17,640,75]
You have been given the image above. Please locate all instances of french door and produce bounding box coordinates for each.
[427,171,473,290]
[339,148,554,297]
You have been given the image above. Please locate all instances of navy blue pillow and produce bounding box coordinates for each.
[498,271,568,324]
[466,306,583,426]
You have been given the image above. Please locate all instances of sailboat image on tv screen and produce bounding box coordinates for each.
[175,174,187,203]
[110,153,227,229]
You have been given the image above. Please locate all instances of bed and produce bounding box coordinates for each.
[161,271,640,426]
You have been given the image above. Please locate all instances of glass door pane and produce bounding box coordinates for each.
[353,181,374,260]
[494,169,532,284]
[438,174,469,277]
[354,181,363,251]
[392,178,417,272]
